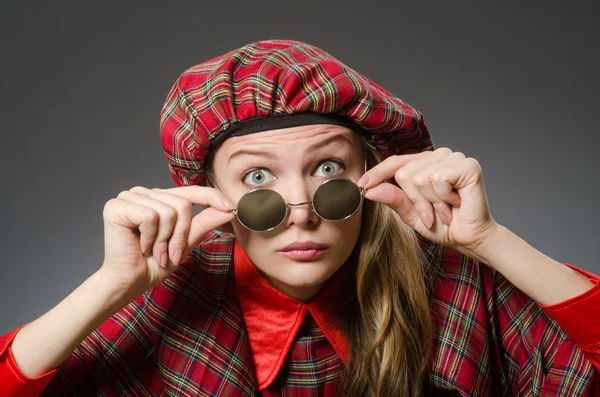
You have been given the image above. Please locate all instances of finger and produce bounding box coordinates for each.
[145,188,194,266]
[157,186,235,211]
[103,198,159,257]
[187,207,236,249]
[430,165,462,208]
[357,148,454,189]
[390,156,448,229]
[413,155,464,225]
[356,153,422,189]
[363,182,419,227]
[118,189,178,269]
[436,157,483,191]
[414,180,453,227]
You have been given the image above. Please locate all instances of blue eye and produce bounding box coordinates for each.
[315,160,345,177]
[243,169,274,186]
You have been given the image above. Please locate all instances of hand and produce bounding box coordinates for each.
[357,147,499,257]
[100,186,235,295]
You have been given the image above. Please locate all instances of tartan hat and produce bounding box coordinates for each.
[160,39,434,187]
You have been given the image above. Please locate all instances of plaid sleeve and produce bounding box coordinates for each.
[40,291,160,396]
[423,238,599,396]
[487,264,599,395]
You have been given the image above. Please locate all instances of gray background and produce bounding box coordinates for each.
[1,1,598,333]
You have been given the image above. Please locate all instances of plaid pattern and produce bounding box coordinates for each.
[160,39,434,187]
[417,233,598,396]
[37,230,597,396]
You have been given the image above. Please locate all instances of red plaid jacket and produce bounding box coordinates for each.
[1,230,599,396]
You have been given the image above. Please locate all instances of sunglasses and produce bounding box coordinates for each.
[229,178,368,232]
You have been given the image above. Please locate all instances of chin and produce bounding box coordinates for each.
[273,260,337,288]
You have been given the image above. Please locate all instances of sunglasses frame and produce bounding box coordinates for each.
[230,156,369,232]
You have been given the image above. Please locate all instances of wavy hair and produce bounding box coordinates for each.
[335,143,433,396]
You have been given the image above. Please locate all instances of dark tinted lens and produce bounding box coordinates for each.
[237,189,287,231]
[313,179,362,220]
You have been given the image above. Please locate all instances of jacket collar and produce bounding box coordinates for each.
[233,239,351,391]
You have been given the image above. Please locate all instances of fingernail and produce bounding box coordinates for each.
[161,252,168,268]
[356,174,369,188]
[420,211,433,229]
[221,196,235,209]
[173,249,182,265]
[438,210,450,226]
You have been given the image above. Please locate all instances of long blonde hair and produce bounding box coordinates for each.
[203,139,433,396]
[336,143,433,396]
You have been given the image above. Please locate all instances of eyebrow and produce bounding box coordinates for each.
[227,134,355,165]
[227,149,279,165]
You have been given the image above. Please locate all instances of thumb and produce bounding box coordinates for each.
[186,207,236,250]
[364,182,415,222]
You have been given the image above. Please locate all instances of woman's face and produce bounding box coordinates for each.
[211,124,365,302]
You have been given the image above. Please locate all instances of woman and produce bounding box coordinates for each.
[1,39,599,396]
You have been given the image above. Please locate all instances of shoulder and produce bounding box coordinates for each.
[143,230,237,319]
[186,229,236,274]
[418,232,562,361]
[165,229,236,290]
[416,231,510,302]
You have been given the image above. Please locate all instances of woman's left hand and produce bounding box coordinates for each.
[357,147,499,256]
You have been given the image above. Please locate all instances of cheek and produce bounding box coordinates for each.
[231,220,252,244]
[231,222,272,259]
[341,208,363,237]
[340,213,362,251]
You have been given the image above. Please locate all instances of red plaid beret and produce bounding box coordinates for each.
[160,39,434,187]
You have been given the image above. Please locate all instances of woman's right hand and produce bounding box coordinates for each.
[99,186,236,296]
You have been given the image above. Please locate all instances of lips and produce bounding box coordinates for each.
[278,241,329,252]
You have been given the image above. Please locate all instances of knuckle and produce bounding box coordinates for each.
[117,190,131,200]
[154,240,168,250]
[416,201,432,212]
[130,186,148,193]
[162,207,178,224]
[412,174,428,186]
[431,172,444,183]
[144,208,160,223]
[103,198,118,215]
[171,236,187,251]
[467,157,481,169]
[436,147,453,155]
[188,185,205,194]
[432,202,446,210]
[175,199,193,215]
[395,169,410,182]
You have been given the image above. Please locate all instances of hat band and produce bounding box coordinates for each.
[208,112,367,150]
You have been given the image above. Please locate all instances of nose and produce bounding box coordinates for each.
[282,181,320,229]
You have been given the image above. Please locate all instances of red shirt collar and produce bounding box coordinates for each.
[233,239,351,391]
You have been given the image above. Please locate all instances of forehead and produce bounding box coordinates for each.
[215,124,362,156]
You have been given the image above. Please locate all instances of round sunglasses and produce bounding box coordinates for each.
[230,178,368,232]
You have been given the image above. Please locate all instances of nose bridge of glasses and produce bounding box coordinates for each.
[287,200,312,207]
